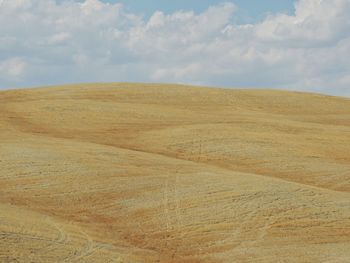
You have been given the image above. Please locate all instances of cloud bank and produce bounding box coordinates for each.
[0,0,350,95]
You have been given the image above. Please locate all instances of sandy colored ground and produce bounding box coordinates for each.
[0,83,349,262]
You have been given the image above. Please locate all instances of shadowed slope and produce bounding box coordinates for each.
[0,83,349,262]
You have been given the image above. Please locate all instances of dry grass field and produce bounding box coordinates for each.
[0,83,349,263]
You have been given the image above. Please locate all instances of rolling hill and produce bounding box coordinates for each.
[0,83,349,263]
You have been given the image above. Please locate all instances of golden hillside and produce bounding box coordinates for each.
[0,83,349,263]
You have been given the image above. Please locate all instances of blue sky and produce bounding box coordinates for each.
[0,0,350,96]
[103,0,294,22]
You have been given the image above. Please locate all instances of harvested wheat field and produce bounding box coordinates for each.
[0,83,350,263]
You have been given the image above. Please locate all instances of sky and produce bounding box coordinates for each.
[0,0,350,96]
[100,0,294,22]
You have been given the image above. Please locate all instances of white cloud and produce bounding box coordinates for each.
[47,32,71,45]
[0,0,349,96]
[255,0,350,47]
[0,58,27,80]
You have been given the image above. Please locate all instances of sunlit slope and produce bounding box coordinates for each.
[0,83,349,263]
[1,83,349,191]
